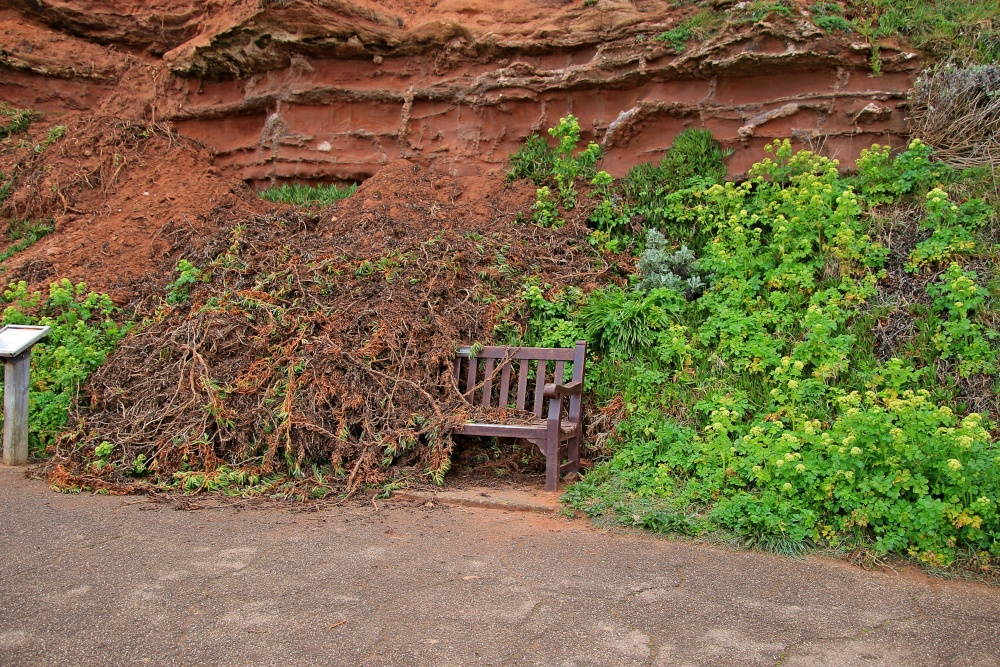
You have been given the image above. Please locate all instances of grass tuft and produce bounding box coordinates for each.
[259,182,357,208]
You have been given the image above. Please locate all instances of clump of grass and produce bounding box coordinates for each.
[259,182,357,207]
[0,171,14,204]
[735,0,794,24]
[0,104,36,139]
[809,2,853,34]
[655,9,726,53]
[0,219,54,264]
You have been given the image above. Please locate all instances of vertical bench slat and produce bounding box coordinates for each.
[453,356,462,387]
[481,358,495,407]
[498,359,512,408]
[553,360,565,386]
[515,359,529,410]
[465,356,478,402]
[533,360,547,417]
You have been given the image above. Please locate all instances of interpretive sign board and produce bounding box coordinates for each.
[0,325,50,359]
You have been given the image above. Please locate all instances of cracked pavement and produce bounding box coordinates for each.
[2,467,999,666]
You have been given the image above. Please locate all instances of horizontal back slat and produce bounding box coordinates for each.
[455,345,576,362]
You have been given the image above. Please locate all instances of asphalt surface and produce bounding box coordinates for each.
[2,466,999,667]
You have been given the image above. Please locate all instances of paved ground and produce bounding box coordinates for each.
[2,466,999,667]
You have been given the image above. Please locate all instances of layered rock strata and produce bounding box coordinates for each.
[2,1,922,183]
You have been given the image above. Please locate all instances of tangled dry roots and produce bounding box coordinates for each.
[49,161,612,494]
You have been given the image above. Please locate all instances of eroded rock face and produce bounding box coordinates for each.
[1,1,922,182]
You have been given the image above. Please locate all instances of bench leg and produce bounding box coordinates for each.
[545,440,559,492]
[568,429,581,477]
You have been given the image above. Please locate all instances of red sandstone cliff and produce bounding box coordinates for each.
[1,0,921,183]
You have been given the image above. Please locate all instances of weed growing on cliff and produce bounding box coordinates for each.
[549,116,601,209]
[508,134,556,184]
[260,182,357,207]
[634,229,710,298]
[165,259,205,304]
[589,128,731,249]
[0,171,17,204]
[0,104,36,140]
[736,1,794,24]
[655,9,725,53]
[532,187,563,228]
[808,2,853,33]
[34,125,67,154]
[0,280,129,455]
[0,219,54,264]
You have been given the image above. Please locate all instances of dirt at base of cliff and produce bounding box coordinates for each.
[0,102,266,304]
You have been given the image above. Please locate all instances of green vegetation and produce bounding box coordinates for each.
[855,0,1000,64]
[508,123,1000,571]
[0,171,14,204]
[0,104,35,140]
[654,9,726,53]
[165,259,204,305]
[808,2,853,34]
[654,1,1000,66]
[259,182,357,207]
[34,125,67,154]
[509,115,602,228]
[0,219,55,264]
[588,127,732,253]
[0,280,130,455]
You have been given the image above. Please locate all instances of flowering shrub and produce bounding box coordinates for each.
[520,138,1000,569]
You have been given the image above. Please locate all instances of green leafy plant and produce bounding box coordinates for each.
[508,134,556,184]
[907,188,985,271]
[809,2,853,33]
[35,125,67,153]
[165,259,204,304]
[634,229,710,298]
[548,115,601,209]
[587,170,630,241]
[925,263,997,376]
[545,137,999,572]
[532,187,563,228]
[0,104,36,139]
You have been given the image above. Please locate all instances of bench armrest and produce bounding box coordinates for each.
[543,380,583,399]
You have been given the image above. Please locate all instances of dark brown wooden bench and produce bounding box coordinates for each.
[452,341,585,491]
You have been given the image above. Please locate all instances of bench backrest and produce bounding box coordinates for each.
[453,341,586,417]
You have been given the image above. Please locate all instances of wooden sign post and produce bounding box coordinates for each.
[0,325,50,466]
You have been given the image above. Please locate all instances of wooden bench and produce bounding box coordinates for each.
[452,341,585,491]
